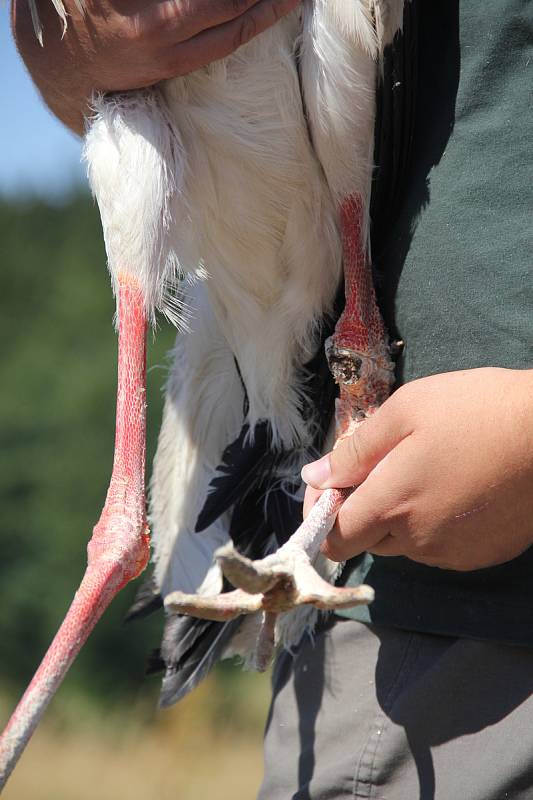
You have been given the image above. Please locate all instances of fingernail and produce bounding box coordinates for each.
[301,455,331,489]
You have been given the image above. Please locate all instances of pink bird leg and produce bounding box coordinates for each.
[0,278,150,789]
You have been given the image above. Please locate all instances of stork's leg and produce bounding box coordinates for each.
[0,278,150,789]
[327,194,395,433]
[166,194,394,668]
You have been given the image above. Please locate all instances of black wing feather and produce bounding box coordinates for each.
[197,288,342,547]
[158,615,242,708]
[195,421,279,534]
[124,572,163,622]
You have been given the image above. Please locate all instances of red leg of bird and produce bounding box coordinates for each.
[0,278,150,789]
[327,194,394,437]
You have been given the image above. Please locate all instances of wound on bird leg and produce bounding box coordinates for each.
[327,194,395,433]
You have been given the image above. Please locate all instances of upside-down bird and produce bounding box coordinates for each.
[0,0,413,787]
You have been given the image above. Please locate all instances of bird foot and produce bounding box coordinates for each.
[165,488,373,668]
[165,547,373,618]
[165,586,263,622]
[216,543,374,613]
[165,544,373,667]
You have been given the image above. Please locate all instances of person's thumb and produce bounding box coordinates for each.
[301,408,405,490]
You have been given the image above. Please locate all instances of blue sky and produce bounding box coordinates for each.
[0,5,84,198]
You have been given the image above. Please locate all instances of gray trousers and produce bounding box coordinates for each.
[259,617,533,800]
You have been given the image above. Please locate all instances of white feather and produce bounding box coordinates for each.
[150,281,244,599]
[159,13,342,447]
[83,90,202,329]
[371,0,406,48]
[300,1,398,426]
[272,2,384,651]
[27,0,85,46]
[324,0,377,56]
[301,0,378,250]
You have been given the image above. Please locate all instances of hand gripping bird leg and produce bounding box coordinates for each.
[0,277,150,789]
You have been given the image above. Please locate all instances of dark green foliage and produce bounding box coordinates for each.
[0,192,176,702]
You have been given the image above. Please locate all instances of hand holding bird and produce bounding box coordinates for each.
[12,0,301,134]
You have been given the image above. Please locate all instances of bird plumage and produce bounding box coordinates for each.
[121,2,383,701]
[84,0,403,700]
[1,1,413,786]
[23,0,408,710]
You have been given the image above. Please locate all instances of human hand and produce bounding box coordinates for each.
[302,368,533,571]
[11,0,300,134]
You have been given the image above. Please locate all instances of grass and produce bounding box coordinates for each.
[2,667,271,800]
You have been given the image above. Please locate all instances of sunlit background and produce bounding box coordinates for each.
[0,8,84,196]
[0,7,269,798]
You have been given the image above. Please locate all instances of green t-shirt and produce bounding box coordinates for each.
[341,0,533,644]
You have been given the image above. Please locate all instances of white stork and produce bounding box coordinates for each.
[0,0,406,787]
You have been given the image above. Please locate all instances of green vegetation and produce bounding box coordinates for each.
[0,191,173,699]
[0,193,269,797]
[1,671,270,800]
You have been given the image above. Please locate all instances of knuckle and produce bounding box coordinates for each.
[370,504,389,527]
[345,431,363,469]
[381,495,412,525]
[344,429,367,478]
[145,1,186,39]
[144,16,167,41]
[409,535,439,562]
[388,382,411,413]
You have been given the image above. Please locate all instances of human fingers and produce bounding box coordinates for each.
[302,485,323,518]
[301,400,412,491]
[320,443,412,562]
[160,0,301,77]
[130,0,293,44]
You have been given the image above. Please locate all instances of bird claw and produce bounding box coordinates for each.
[165,543,374,620]
[217,543,374,613]
[216,543,293,595]
[164,587,262,621]
[164,488,374,668]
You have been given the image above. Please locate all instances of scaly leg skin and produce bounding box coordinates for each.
[327,195,395,434]
[166,194,395,669]
[0,278,150,790]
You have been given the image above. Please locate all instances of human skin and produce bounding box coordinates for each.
[11,0,301,135]
[302,367,533,571]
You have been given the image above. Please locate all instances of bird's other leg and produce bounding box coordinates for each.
[0,277,150,789]
[326,194,395,435]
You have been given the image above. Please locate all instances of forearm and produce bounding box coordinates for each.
[12,0,90,135]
